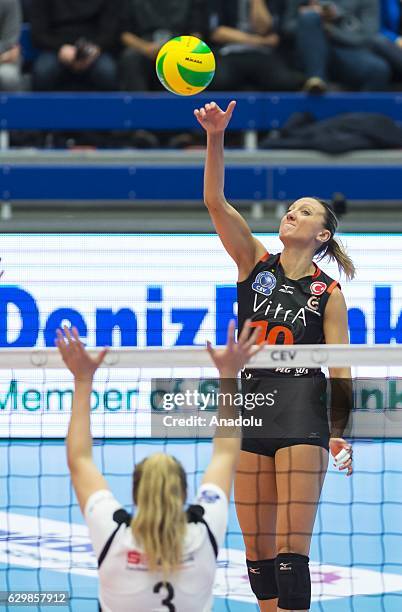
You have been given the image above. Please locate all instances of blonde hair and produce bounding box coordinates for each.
[322,236,356,280]
[313,198,356,280]
[131,453,187,575]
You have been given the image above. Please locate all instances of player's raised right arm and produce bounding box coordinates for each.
[194,101,266,280]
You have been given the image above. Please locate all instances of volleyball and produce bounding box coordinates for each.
[156,36,215,96]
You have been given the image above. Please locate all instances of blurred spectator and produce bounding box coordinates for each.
[266,0,305,77]
[120,0,207,91]
[283,0,391,92]
[0,0,23,90]
[370,0,402,80]
[31,0,122,91]
[20,0,32,21]
[208,0,305,91]
[380,0,402,42]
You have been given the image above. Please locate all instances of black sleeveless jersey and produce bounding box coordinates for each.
[237,252,340,373]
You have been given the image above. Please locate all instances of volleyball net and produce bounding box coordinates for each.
[1,345,402,611]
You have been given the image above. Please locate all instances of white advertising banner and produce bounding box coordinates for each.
[0,233,401,437]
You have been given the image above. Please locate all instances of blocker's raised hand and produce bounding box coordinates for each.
[56,326,108,382]
[194,100,236,134]
[206,319,262,377]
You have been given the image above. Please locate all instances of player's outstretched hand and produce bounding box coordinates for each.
[330,438,353,477]
[206,319,262,377]
[194,100,236,134]
[56,326,108,382]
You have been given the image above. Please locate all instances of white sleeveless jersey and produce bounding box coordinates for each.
[84,483,228,612]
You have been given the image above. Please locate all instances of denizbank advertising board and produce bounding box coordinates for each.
[0,233,401,438]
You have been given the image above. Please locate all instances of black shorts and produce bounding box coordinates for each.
[242,436,330,457]
[240,371,330,457]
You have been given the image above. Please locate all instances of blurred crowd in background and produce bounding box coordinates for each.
[2,0,402,93]
[2,0,402,148]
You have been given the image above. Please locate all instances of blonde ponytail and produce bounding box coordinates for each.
[313,197,356,280]
[131,454,187,575]
[316,236,356,280]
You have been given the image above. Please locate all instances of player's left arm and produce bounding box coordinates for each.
[56,327,109,512]
[323,286,353,475]
[323,286,349,373]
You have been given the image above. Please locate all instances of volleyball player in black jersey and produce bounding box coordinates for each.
[194,101,354,612]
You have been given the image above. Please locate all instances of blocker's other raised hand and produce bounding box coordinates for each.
[194,100,236,134]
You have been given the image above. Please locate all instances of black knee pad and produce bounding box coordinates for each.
[246,558,278,600]
[275,553,311,610]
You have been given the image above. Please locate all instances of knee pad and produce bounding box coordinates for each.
[275,553,311,610]
[246,558,278,601]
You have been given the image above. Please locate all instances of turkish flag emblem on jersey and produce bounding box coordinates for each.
[127,551,142,565]
[310,281,327,296]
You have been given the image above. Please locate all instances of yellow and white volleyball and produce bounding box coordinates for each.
[156,36,216,96]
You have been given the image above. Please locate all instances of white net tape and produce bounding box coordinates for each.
[0,344,401,369]
[0,345,401,438]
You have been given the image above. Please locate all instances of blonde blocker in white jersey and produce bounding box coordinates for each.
[85,483,227,612]
[56,321,263,612]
